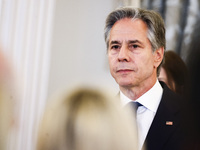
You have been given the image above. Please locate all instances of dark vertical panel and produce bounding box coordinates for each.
[176,0,190,55]
[160,0,166,21]
[148,0,153,10]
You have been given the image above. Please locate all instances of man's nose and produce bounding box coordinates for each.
[118,46,130,62]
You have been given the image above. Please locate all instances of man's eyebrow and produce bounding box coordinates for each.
[128,40,143,45]
[110,40,143,44]
[110,40,121,45]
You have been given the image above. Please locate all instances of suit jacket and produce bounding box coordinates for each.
[142,81,194,150]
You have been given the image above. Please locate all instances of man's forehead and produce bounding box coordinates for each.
[110,19,148,34]
[112,18,146,29]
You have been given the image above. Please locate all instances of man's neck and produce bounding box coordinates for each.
[119,79,157,100]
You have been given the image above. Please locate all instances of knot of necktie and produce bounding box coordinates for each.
[125,102,142,115]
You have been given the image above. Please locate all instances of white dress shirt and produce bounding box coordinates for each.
[120,80,163,150]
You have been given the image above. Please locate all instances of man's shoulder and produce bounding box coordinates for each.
[159,81,186,112]
[160,81,184,101]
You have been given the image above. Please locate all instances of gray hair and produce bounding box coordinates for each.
[104,7,166,75]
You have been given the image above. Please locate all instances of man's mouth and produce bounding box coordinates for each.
[117,69,133,73]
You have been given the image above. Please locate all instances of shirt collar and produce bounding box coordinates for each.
[120,80,163,113]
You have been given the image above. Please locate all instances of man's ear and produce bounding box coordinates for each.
[153,47,164,68]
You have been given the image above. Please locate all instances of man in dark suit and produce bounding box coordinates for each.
[104,7,193,150]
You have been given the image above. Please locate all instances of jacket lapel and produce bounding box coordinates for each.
[142,82,181,150]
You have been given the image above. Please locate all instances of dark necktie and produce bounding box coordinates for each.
[125,102,142,116]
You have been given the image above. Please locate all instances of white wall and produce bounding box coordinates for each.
[47,0,120,98]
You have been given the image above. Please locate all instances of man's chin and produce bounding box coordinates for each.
[117,81,133,88]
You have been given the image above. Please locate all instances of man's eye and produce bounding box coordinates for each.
[132,45,138,48]
[111,45,120,49]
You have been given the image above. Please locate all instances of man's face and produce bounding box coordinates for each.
[108,18,162,89]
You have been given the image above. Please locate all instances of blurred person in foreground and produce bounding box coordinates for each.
[37,87,138,150]
[159,50,189,96]
[0,86,12,150]
[104,6,194,150]
[0,50,14,150]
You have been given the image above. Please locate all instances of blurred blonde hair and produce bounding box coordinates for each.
[37,87,138,150]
